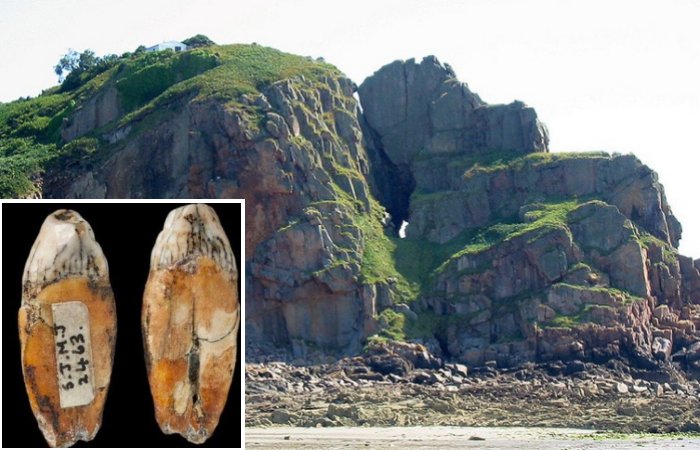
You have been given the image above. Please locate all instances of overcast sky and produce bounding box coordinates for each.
[1,0,698,257]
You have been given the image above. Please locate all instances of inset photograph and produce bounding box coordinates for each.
[1,201,243,448]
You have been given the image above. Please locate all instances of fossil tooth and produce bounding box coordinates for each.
[142,204,240,444]
[19,209,117,448]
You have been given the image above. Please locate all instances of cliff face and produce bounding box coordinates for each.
[0,45,382,355]
[2,45,697,369]
[43,46,388,355]
[359,56,548,228]
[358,58,698,370]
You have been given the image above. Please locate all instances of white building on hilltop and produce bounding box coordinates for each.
[146,41,188,52]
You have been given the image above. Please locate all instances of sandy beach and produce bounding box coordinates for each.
[246,426,700,449]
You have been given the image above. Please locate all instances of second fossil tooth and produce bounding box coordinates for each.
[142,204,240,444]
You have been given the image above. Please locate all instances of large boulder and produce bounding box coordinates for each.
[359,56,548,164]
[359,56,548,227]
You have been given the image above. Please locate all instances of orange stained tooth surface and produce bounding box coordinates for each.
[20,278,116,447]
[144,260,239,442]
[150,358,188,429]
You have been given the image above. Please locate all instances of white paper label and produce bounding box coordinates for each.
[52,301,95,408]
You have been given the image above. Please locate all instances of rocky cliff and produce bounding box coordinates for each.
[358,57,698,372]
[2,45,698,372]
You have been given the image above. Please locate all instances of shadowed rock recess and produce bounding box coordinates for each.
[2,45,698,373]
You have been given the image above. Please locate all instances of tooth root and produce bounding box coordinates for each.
[142,204,240,444]
[19,209,117,448]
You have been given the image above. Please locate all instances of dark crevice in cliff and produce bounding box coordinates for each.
[359,114,415,232]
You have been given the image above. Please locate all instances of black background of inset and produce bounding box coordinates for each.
[1,203,242,448]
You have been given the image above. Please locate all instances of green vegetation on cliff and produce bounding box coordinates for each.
[462,150,612,178]
[0,43,341,198]
[3,42,690,364]
[368,195,653,344]
[115,49,220,111]
[0,138,56,197]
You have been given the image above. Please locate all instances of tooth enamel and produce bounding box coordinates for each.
[22,210,109,296]
[19,209,116,448]
[142,204,239,444]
